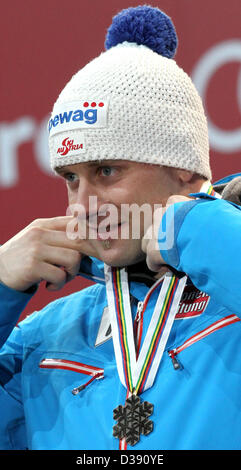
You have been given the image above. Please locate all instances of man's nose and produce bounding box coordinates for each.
[76,177,91,207]
[70,177,102,224]
[73,178,94,215]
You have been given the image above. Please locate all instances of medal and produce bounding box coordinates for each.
[113,389,153,447]
[105,265,187,446]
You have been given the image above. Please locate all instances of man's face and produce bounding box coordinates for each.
[57,160,177,267]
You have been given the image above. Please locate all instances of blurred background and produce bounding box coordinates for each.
[1,0,241,320]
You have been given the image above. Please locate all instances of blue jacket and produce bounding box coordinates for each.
[1,187,241,450]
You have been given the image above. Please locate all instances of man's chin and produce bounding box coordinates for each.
[93,239,145,268]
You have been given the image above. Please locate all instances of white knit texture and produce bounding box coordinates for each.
[49,43,211,179]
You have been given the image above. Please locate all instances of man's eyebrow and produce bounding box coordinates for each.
[55,162,97,174]
[55,167,68,175]
[87,161,103,167]
[55,160,118,175]
[87,160,116,166]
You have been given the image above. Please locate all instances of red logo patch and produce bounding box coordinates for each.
[57,137,83,156]
[176,285,210,319]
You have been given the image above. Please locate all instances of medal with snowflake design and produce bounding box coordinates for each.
[113,392,154,446]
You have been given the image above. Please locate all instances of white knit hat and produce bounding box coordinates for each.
[48,6,211,180]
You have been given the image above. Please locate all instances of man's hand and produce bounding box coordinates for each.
[142,195,191,273]
[0,216,96,292]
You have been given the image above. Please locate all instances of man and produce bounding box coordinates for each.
[1,6,241,450]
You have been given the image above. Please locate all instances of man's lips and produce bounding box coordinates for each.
[87,222,125,239]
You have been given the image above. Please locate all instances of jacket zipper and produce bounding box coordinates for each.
[168,314,240,370]
[72,372,103,395]
[39,358,104,394]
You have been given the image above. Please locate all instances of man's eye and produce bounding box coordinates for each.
[65,173,78,182]
[63,173,79,185]
[99,166,115,177]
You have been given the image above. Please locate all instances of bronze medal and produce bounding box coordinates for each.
[113,392,154,446]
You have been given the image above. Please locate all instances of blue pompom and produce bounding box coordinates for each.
[105,5,178,58]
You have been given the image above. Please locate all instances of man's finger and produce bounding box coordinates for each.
[38,261,68,290]
[29,216,75,231]
[41,245,82,277]
[27,225,97,259]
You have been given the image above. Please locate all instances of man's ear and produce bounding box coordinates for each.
[176,169,195,184]
[166,167,194,187]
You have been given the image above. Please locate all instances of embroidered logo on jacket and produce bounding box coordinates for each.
[176,285,210,319]
[95,307,112,347]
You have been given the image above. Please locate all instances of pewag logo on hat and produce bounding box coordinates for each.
[48,100,109,137]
